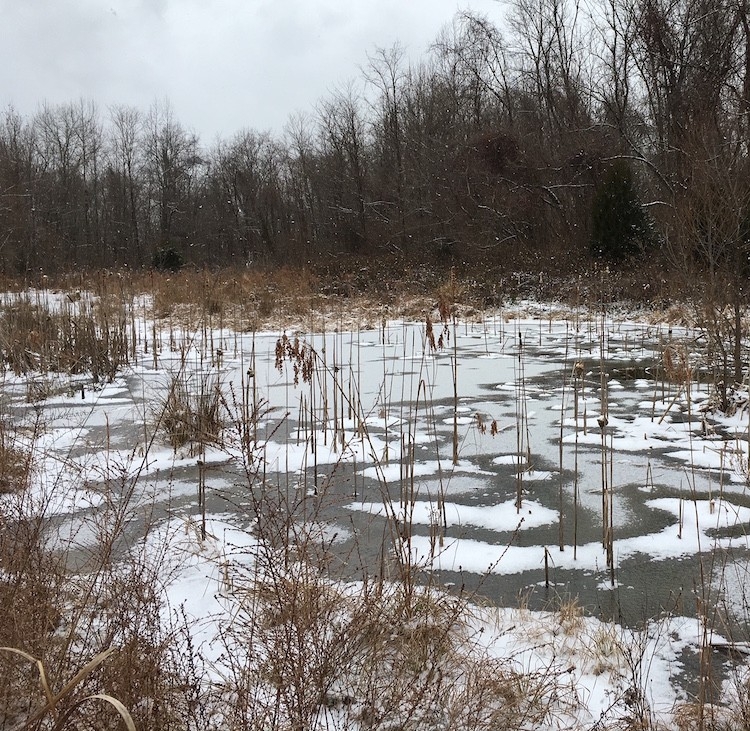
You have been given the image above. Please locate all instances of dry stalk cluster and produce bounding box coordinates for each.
[474,412,500,436]
[663,344,692,384]
[0,295,130,384]
[159,372,227,454]
[425,314,450,353]
[0,421,32,494]
[274,334,315,385]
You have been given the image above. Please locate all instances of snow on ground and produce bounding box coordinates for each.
[133,506,733,730]
[145,514,259,669]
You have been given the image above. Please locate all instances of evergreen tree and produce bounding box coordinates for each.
[152,247,184,272]
[590,160,653,261]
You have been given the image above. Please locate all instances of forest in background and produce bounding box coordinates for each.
[0,0,749,285]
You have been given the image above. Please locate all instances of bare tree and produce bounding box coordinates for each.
[143,100,200,257]
[0,107,36,273]
[366,44,409,250]
[510,0,589,135]
[210,130,284,263]
[318,84,370,253]
[107,105,143,265]
[284,112,321,259]
[669,138,750,392]
[630,0,742,162]
[73,100,103,264]
[433,12,515,127]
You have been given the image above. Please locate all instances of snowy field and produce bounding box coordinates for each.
[3,288,750,729]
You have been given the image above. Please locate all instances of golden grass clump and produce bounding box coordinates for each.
[0,422,32,494]
[663,344,691,384]
[673,701,734,731]
[158,373,226,454]
[144,266,319,327]
[434,267,462,324]
[0,294,130,382]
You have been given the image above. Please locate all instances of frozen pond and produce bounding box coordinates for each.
[8,300,750,633]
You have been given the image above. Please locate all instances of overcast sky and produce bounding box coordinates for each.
[1,0,502,142]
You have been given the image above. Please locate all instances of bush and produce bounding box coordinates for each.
[590,160,654,261]
[152,247,184,272]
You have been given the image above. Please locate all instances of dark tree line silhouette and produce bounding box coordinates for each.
[1,0,750,277]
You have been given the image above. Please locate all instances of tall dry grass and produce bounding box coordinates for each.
[0,293,130,383]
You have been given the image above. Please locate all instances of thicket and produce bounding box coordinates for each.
[0,0,748,289]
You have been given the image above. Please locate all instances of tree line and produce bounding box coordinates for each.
[1,0,749,277]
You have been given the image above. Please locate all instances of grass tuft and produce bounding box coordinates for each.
[158,373,226,454]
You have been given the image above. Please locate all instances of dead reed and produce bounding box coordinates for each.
[0,293,130,383]
[158,372,226,454]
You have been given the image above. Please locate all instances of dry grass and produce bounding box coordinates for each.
[158,372,226,454]
[663,343,692,384]
[673,702,735,731]
[0,422,32,494]
[224,551,566,731]
[144,267,320,327]
[0,294,130,382]
[0,462,209,730]
[0,647,136,731]
[55,265,493,333]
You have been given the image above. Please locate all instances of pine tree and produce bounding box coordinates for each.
[590,160,653,261]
